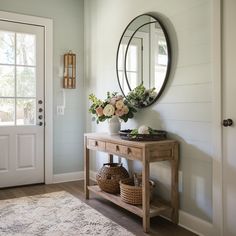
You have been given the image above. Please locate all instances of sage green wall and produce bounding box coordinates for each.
[0,0,85,174]
[84,0,213,222]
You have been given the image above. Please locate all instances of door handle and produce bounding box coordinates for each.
[223,119,233,127]
[38,122,44,126]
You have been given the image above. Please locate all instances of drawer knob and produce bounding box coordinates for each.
[127,148,131,154]
[95,141,98,146]
[116,145,119,151]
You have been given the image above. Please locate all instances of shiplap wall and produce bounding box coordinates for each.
[84,0,212,222]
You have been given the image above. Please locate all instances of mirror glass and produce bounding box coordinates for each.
[117,14,171,108]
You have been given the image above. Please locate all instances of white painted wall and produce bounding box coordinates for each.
[0,0,85,174]
[84,0,213,223]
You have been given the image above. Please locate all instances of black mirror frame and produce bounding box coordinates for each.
[116,13,172,108]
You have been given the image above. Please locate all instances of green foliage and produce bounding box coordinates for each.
[126,83,157,108]
[130,128,138,138]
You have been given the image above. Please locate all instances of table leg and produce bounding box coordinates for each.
[84,136,89,199]
[108,154,113,163]
[142,158,150,232]
[171,143,179,223]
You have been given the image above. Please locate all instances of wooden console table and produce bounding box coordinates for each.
[84,133,179,233]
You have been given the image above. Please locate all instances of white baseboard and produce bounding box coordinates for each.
[53,171,84,183]
[52,170,213,236]
[179,210,213,236]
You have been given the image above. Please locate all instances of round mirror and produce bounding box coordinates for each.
[116,14,171,108]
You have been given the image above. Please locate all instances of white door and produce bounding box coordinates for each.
[0,20,44,188]
[222,0,236,235]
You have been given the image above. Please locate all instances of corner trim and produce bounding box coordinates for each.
[211,0,223,235]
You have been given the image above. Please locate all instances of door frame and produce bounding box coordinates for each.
[0,11,53,184]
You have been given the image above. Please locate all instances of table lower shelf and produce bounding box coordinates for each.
[88,185,171,218]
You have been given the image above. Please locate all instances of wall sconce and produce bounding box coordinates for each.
[63,50,76,89]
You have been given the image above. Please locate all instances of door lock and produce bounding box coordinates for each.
[223,119,233,127]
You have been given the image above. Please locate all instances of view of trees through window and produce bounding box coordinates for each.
[0,30,36,126]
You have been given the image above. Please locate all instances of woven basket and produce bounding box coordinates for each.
[120,178,155,205]
[96,163,129,194]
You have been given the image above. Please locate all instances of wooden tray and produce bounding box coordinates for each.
[119,129,167,141]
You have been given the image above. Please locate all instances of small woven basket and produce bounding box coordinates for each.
[120,178,155,205]
[96,163,129,194]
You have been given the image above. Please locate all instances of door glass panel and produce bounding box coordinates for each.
[127,72,139,89]
[0,65,15,97]
[0,98,15,126]
[16,33,36,66]
[16,99,36,125]
[126,45,138,71]
[0,31,15,64]
[16,67,36,97]
[0,29,37,126]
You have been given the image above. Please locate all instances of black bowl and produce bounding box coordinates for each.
[119,129,167,141]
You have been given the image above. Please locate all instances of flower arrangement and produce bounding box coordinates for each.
[89,92,137,123]
[129,125,164,138]
[126,83,157,108]
[130,125,158,136]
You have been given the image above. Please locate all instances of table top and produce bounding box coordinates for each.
[84,132,177,148]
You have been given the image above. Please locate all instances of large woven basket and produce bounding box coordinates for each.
[120,178,155,205]
[96,163,129,194]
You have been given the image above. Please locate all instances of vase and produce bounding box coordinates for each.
[108,116,121,135]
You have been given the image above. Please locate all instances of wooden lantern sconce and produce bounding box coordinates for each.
[63,51,76,89]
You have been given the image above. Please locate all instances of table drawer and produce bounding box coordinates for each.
[106,142,142,160]
[127,147,142,160]
[87,139,105,151]
[106,142,127,156]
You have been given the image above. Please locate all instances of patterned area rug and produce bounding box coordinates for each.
[0,191,134,236]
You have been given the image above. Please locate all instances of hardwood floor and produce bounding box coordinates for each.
[0,181,197,236]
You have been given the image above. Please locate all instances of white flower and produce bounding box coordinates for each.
[138,125,149,134]
[103,104,115,116]
[149,90,157,98]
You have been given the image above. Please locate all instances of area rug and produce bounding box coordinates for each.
[0,191,134,236]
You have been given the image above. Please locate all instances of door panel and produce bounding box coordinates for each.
[0,20,44,188]
[16,134,36,169]
[0,135,9,171]
[222,0,236,235]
